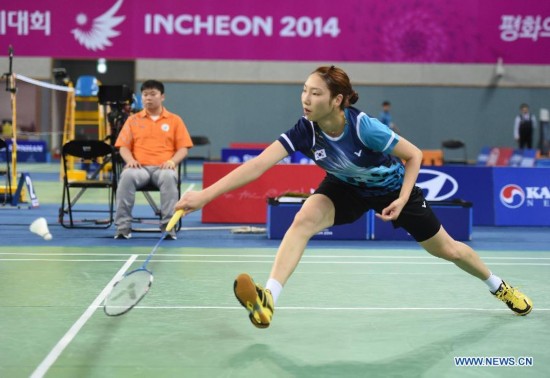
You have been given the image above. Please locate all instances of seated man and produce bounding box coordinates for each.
[114,80,193,239]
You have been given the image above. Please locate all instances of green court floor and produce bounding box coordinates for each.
[1,247,548,378]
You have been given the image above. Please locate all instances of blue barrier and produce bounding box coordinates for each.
[371,202,472,241]
[267,200,472,241]
[267,198,369,240]
[0,140,48,163]
[221,148,302,164]
[417,166,493,225]
[493,167,550,226]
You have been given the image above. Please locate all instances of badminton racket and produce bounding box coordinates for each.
[103,209,185,316]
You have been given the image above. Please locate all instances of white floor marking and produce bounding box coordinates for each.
[2,252,550,260]
[98,305,550,312]
[2,258,549,266]
[30,254,138,378]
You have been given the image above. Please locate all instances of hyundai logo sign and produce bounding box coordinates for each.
[416,169,458,201]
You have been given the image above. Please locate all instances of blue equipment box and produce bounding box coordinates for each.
[371,200,473,241]
[267,198,370,240]
[267,199,472,241]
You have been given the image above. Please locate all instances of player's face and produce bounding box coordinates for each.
[141,89,165,112]
[301,73,339,123]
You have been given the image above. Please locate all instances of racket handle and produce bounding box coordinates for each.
[166,209,185,232]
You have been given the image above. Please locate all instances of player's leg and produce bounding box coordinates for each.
[420,226,490,279]
[114,167,151,238]
[271,193,336,284]
[420,226,532,315]
[234,193,335,328]
[395,187,532,316]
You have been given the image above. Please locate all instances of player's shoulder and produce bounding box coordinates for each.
[286,116,314,134]
[346,106,363,118]
[296,115,313,127]
[346,106,371,125]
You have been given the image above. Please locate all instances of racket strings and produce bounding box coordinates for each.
[104,269,153,316]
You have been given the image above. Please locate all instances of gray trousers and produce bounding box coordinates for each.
[114,166,178,231]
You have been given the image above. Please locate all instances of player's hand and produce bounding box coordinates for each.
[375,198,406,221]
[175,191,208,213]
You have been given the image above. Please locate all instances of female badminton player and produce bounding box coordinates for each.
[175,66,533,328]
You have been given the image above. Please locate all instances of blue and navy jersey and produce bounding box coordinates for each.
[277,107,404,196]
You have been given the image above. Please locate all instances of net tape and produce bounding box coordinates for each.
[15,73,74,92]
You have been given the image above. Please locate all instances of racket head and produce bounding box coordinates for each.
[104,268,153,316]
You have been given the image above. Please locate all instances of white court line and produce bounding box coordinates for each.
[183,183,194,194]
[2,252,550,260]
[2,258,550,266]
[30,255,138,378]
[1,259,133,262]
[100,305,550,312]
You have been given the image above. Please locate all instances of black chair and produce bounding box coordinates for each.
[441,139,468,164]
[59,140,117,228]
[184,135,211,178]
[0,138,12,204]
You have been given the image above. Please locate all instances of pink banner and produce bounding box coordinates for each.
[1,0,550,63]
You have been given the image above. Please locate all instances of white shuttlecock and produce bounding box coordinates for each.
[30,217,52,240]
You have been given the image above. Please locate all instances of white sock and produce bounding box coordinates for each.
[265,278,283,304]
[484,272,503,293]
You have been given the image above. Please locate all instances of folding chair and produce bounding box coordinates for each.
[441,139,468,164]
[130,162,183,232]
[59,140,117,228]
[0,138,12,204]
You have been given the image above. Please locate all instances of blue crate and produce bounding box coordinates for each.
[267,198,370,240]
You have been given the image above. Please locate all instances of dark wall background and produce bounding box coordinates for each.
[157,81,550,161]
[53,59,135,88]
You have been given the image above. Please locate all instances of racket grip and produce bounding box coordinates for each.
[166,209,185,232]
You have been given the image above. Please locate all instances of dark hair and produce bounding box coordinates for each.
[312,66,359,109]
[382,101,391,106]
[520,103,529,109]
[141,80,164,94]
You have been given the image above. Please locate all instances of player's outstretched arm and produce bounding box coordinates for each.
[175,141,288,213]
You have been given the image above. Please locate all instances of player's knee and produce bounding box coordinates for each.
[290,209,329,237]
[435,242,465,262]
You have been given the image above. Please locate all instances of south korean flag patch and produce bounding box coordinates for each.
[314,149,327,161]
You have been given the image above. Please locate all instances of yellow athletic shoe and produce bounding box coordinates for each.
[493,281,533,316]
[233,273,274,328]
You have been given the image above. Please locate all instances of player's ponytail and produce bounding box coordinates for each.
[313,66,358,109]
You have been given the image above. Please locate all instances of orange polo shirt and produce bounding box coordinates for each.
[115,108,193,165]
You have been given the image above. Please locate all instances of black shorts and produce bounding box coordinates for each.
[314,175,441,242]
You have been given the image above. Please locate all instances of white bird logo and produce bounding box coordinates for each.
[71,0,126,51]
